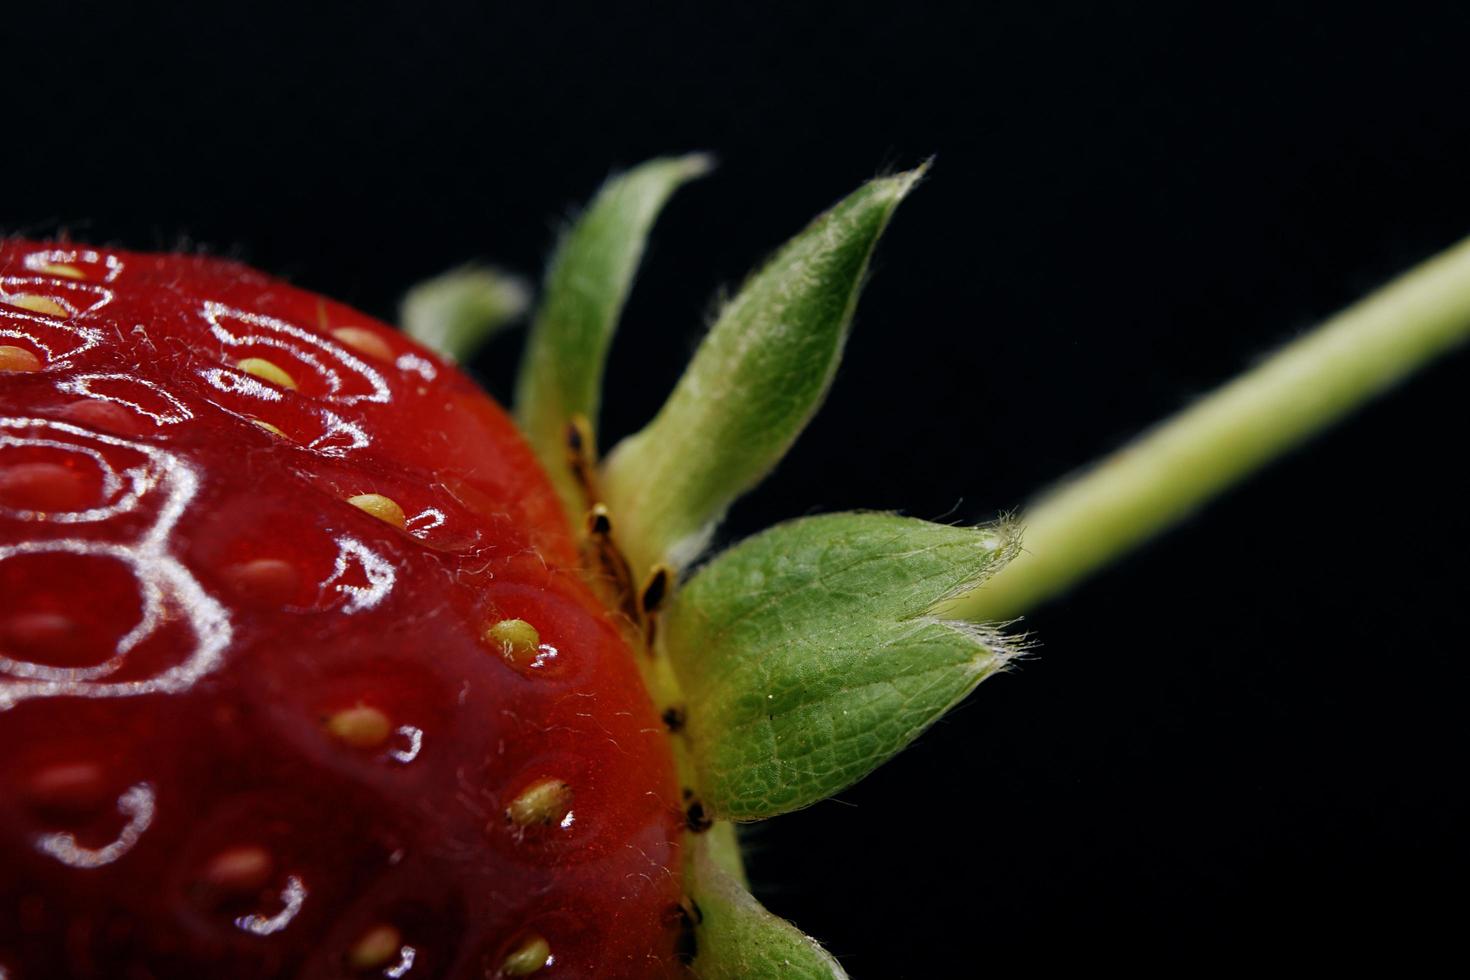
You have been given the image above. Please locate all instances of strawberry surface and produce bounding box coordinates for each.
[0,242,686,978]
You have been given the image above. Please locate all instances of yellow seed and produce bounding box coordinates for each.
[331,326,394,362]
[3,294,69,317]
[251,419,287,438]
[346,923,402,971]
[0,345,42,372]
[506,778,572,828]
[326,704,392,749]
[484,618,541,666]
[34,262,86,279]
[345,493,406,528]
[501,934,551,976]
[236,357,298,390]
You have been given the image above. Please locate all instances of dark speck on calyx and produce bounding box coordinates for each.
[640,566,670,615]
[684,800,712,834]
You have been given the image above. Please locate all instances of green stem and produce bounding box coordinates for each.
[942,234,1470,623]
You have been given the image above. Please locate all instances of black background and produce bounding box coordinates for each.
[5,2,1467,974]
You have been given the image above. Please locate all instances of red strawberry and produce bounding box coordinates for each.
[8,158,1426,980]
[0,242,687,978]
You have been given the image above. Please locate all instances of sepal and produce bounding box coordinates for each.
[514,154,711,518]
[600,166,926,579]
[663,512,1018,821]
[688,841,847,979]
[400,265,528,361]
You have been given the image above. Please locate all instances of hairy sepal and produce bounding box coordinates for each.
[689,843,847,980]
[662,512,1019,821]
[514,153,711,519]
[600,166,926,580]
[400,265,529,361]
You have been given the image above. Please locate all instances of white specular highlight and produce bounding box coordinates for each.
[35,783,155,868]
[0,417,233,711]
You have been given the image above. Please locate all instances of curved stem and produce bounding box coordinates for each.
[942,233,1470,623]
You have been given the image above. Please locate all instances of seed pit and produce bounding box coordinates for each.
[26,761,106,817]
[223,558,300,606]
[331,326,395,363]
[500,934,551,976]
[235,357,297,390]
[32,262,85,279]
[202,845,274,895]
[347,923,402,971]
[505,778,573,828]
[58,399,149,437]
[345,493,407,528]
[0,461,95,512]
[0,345,43,372]
[3,294,69,318]
[483,618,541,667]
[326,704,392,749]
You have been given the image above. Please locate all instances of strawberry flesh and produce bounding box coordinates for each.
[0,242,686,978]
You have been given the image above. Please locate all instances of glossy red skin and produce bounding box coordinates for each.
[0,242,686,979]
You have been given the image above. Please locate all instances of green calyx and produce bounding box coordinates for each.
[500,158,959,977]
[420,149,1470,978]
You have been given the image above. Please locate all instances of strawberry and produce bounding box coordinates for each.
[0,242,686,978]
[4,157,1458,980]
